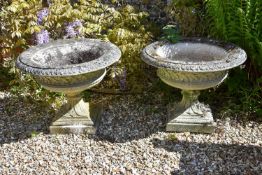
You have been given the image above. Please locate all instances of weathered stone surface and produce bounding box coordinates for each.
[167,100,216,133]
[166,122,216,134]
[50,101,103,135]
[35,69,107,93]
[16,38,121,76]
[141,38,247,133]
[16,38,121,134]
[142,38,247,72]
[157,68,228,90]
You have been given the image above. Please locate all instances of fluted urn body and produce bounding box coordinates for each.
[16,38,121,134]
[142,38,247,133]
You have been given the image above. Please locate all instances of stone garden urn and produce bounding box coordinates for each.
[16,38,121,134]
[141,38,247,133]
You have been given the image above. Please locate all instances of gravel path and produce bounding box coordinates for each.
[0,91,261,174]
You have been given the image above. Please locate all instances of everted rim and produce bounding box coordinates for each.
[16,38,121,76]
[141,37,247,72]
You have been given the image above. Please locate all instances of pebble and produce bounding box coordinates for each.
[0,91,261,174]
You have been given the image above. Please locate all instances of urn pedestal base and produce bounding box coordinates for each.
[166,103,216,133]
[49,93,102,135]
[141,39,247,134]
[166,90,216,133]
[166,121,216,134]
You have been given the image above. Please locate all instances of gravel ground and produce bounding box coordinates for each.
[0,91,261,174]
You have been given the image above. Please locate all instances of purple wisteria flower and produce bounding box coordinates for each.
[118,67,127,90]
[37,8,49,25]
[112,65,127,91]
[35,29,50,45]
[65,20,83,38]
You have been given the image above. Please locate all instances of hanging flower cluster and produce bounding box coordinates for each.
[118,67,127,90]
[35,29,50,45]
[65,20,83,38]
[113,66,127,91]
[36,8,49,25]
[35,8,50,45]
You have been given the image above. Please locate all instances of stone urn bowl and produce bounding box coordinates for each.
[141,38,247,133]
[16,38,121,134]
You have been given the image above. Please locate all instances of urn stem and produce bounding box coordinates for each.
[66,92,82,108]
[180,90,200,109]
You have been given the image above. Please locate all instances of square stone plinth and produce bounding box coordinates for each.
[166,104,216,133]
[50,101,102,135]
[50,125,96,135]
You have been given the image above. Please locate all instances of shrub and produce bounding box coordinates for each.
[0,0,156,99]
[0,0,117,59]
[205,0,262,82]
[165,0,206,37]
[204,0,262,118]
[107,5,156,90]
[164,0,262,119]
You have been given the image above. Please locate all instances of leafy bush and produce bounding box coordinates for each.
[165,0,206,36]
[107,5,156,90]
[0,0,156,99]
[204,0,262,118]
[161,25,180,43]
[201,82,262,120]
[0,0,117,59]
[205,0,262,81]
[164,0,262,119]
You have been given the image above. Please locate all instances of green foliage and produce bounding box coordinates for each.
[205,0,262,79]
[107,5,154,71]
[0,0,41,60]
[0,0,119,58]
[201,82,262,120]
[204,0,262,119]
[224,69,262,118]
[161,25,180,43]
[31,131,40,138]
[0,0,156,100]
[239,87,262,118]
[165,0,206,36]
[167,133,178,141]
[0,0,11,10]
[0,62,14,88]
